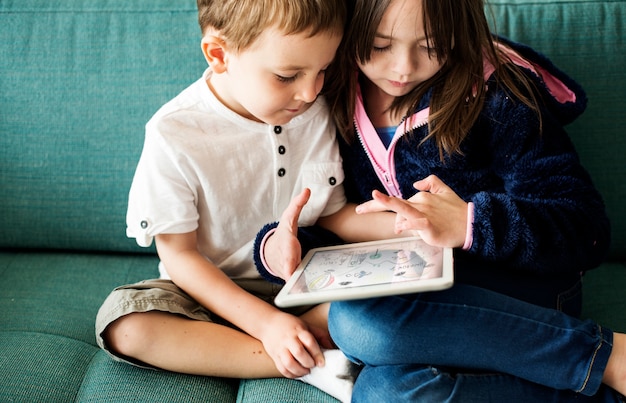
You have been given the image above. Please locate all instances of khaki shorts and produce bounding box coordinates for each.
[95,278,313,367]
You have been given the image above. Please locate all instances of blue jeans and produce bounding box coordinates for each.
[328,284,622,402]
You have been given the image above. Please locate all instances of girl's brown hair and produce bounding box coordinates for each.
[325,0,539,160]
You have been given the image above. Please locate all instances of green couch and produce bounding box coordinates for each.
[1,0,625,401]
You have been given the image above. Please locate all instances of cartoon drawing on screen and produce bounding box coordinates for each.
[300,239,443,291]
[308,272,335,290]
[393,249,422,279]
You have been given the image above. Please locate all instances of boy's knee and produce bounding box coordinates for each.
[102,312,157,358]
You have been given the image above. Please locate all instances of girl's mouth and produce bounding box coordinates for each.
[389,80,410,88]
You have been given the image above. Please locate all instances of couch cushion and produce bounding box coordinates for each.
[0,333,98,402]
[238,378,339,403]
[0,0,205,253]
[0,251,239,402]
[76,351,239,402]
[488,0,626,259]
[0,252,160,343]
[0,332,239,403]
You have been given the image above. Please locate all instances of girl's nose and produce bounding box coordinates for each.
[392,49,418,76]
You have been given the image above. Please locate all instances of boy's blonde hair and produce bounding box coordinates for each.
[197,0,346,52]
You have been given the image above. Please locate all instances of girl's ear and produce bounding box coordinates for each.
[201,35,228,74]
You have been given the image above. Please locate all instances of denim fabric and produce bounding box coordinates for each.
[350,365,620,403]
[328,284,621,401]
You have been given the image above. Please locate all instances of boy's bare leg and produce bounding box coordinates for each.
[103,303,332,377]
[300,303,331,343]
[603,332,626,395]
[104,305,355,402]
[104,311,282,378]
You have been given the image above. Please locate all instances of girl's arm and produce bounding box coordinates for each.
[317,202,401,243]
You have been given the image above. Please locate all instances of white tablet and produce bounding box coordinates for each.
[274,237,454,307]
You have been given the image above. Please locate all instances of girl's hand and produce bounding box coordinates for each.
[357,175,468,248]
[264,188,311,280]
[259,311,325,378]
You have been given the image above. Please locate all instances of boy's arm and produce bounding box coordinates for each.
[155,231,325,378]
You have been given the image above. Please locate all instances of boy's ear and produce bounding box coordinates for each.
[201,35,228,74]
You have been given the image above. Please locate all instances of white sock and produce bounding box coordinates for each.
[297,349,359,403]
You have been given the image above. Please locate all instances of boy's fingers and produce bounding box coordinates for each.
[282,188,311,229]
[298,331,324,368]
[278,351,308,378]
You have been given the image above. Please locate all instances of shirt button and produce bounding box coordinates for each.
[140,220,149,229]
[328,176,337,186]
[278,145,286,154]
[278,168,286,177]
[274,126,282,134]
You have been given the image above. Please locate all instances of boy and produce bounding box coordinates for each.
[95,0,355,401]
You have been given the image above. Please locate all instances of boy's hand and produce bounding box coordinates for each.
[264,188,311,280]
[260,311,324,378]
[356,175,467,248]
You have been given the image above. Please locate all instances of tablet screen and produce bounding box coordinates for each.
[275,237,453,307]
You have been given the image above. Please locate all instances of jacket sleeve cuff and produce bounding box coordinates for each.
[253,222,346,284]
[462,202,475,251]
[253,222,285,285]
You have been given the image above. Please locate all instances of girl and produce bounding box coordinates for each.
[258,0,626,401]
[323,0,626,400]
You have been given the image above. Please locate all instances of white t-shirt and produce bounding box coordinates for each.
[126,68,346,280]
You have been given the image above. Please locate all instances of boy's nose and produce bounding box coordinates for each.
[296,75,323,103]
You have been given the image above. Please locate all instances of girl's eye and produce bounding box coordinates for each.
[373,45,391,53]
[419,44,438,57]
[276,74,297,83]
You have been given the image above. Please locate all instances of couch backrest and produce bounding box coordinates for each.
[1,0,205,253]
[1,0,625,258]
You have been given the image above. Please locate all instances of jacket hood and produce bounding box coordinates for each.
[493,36,587,126]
